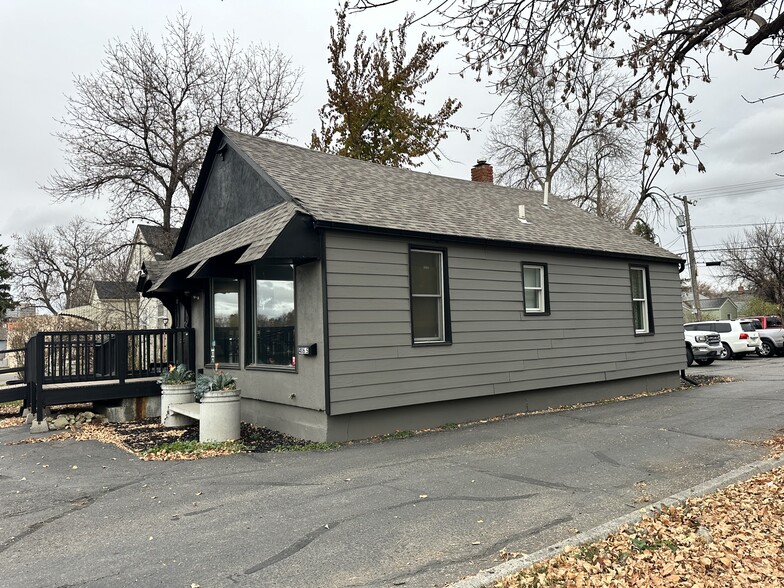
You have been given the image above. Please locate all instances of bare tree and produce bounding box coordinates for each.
[488,61,627,191]
[46,12,303,231]
[722,222,784,312]
[12,218,110,314]
[355,0,784,170]
[488,60,661,228]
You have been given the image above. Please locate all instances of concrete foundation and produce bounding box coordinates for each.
[94,396,161,423]
[240,371,681,442]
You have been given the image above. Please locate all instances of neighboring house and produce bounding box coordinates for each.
[5,306,36,321]
[127,225,180,329]
[63,281,139,329]
[696,297,739,321]
[140,127,685,442]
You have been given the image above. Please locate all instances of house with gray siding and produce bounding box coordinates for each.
[140,127,685,442]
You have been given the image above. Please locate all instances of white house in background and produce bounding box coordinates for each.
[127,225,180,329]
[63,281,139,329]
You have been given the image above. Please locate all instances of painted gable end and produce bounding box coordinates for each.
[184,143,286,249]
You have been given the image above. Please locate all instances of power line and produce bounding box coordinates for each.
[675,178,784,199]
[693,221,784,229]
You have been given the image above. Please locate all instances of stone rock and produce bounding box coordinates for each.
[52,415,70,430]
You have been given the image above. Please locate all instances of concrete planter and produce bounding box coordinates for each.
[200,389,241,442]
[161,383,197,427]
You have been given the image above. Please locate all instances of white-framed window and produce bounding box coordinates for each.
[522,263,549,314]
[409,248,450,344]
[630,266,652,334]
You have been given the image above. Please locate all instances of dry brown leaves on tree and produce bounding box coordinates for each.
[498,466,784,587]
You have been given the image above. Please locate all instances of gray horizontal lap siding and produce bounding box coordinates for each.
[325,232,683,415]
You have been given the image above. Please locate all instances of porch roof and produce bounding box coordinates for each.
[149,202,300,290]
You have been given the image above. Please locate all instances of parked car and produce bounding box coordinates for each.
[684,328,723,366]
[684,320,761,360]
[739,316,784,357]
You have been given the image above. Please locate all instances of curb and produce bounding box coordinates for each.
[448,454,784,588]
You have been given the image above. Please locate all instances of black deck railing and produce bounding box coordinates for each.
[16,328,196,421]
[0,347,28,408]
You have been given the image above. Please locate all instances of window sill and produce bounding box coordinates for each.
[205,363,239,370]
[523,310,551,316]
[412,340,452,347]
[246,364,298,373]
[634,332,655,337]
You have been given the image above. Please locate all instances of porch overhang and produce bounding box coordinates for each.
[140,202,319,296]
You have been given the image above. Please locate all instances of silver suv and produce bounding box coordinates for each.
[684,320,761,360]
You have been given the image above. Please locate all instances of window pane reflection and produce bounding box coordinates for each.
[255,265,295,366]
[213,279,239,364]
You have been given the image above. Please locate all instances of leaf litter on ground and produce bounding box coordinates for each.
[496,438,784,588]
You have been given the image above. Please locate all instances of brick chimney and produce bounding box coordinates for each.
[471,160,494,183]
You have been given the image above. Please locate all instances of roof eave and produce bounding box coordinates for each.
[311,220,684,266]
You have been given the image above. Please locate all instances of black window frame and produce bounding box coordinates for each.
[246,263,297,372]
[207,277,242,367]
[629,264,655,336]
[521,262,551,316]
[408,245,452,346]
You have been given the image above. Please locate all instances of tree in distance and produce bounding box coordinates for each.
[46,12,303,232]
[354,0,784,171]
[722,222,784,315]
[311,9,470,167]
[0,239,15,319]
[12,218,111,314]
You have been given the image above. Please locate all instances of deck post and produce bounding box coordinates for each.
[187,329,196,371]
[117,334,128,385]
[166,330,175,367]
[34,334,45,423]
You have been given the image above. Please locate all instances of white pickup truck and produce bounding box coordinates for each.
[684,328,723,366]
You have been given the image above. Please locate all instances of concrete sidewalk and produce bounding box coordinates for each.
[1,356,783,588]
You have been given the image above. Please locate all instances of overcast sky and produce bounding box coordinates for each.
[1,1,782,289]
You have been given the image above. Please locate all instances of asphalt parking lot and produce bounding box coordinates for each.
[1,356,783,588]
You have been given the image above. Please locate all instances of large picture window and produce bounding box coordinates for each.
[630,266,653,334]
[254,264,295,367]
[211,279,240,364]
[409,248,450,344]
[522,263,549,315]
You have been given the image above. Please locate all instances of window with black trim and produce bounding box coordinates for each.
[409,248,450,344]
[253,264,296,367]
[211,278,240,364]
[629,266,654,334]
[522,263,549,315]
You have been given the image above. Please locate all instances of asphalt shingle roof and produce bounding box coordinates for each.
[94,281,138,300]
[138,225,180,260]
[222,128,680,262]
[151,202,299,290]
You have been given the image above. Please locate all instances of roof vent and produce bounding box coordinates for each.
[518,204,529,224]
[543,180,550,207]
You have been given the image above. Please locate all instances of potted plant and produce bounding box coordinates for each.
[159,364,196,426]
[195,365,241,442]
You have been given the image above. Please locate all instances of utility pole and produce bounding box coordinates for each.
[676,195,701,321]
